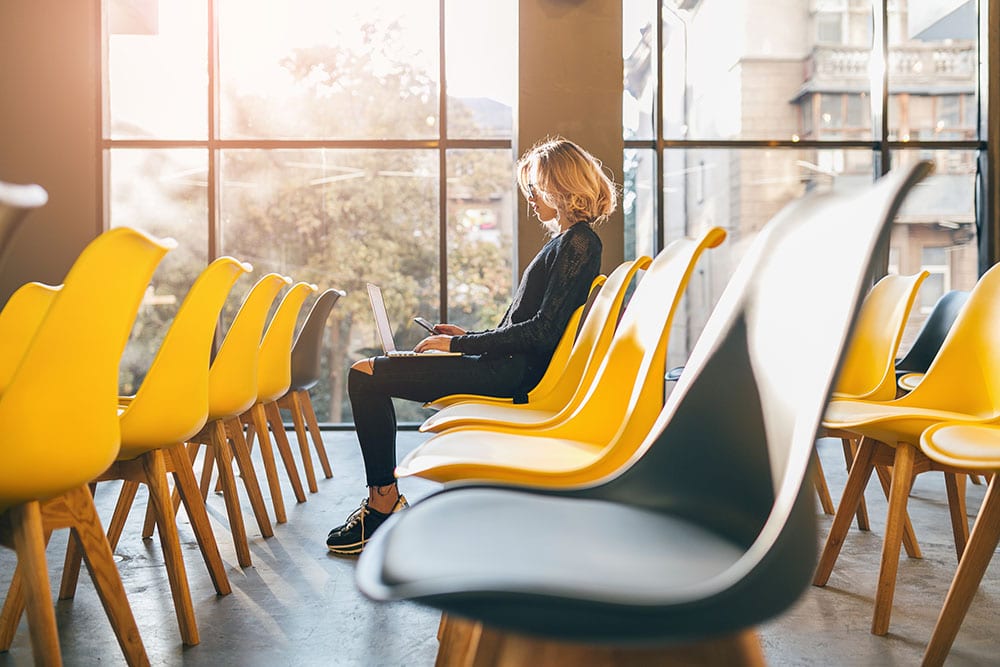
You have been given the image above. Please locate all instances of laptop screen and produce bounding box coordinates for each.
[366,282,397,354]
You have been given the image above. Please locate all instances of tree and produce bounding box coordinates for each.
[216,18,513,421]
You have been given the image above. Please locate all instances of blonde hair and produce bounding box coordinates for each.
[516,137,618,225]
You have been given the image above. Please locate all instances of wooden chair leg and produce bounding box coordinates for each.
[445,622,766,667]
[226,418,274,539]
[151,442,201,541]
[0,559,30,652]
[969,473,983,486]
[812,446,836,515]
[922,476,1000,667]
[143,449,200,646]
[435,615,481,667]
[944,472,970,560]
[63,488,150,665]
[286,394,319,493]
[107,481,141,550]
[59,480,140,601]
[300,391,333,479]
[211,420,254,568]
[871,442,916,636]
[166,444,231,596]
[814,437,877,587]
[842,438,871,531]
[4,502,61,665]
[197,442,217,502]
[874,465,922,559]
[264,401,307,503]
[250,403,288,524]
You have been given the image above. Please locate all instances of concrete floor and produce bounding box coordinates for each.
[1,432,998,666]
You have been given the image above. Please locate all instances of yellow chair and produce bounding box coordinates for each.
[55,257,251,647]
[395,227,725,485]
[813,261,1000,636]
[813,272,927,550]
[0,282,60,394]
[424,274,607,412]
[419,257,651,433]
[0,226,174,666]
[894,289,970,394]
[918,422,1000,667]
[240,281,317,523]
[157,273,291,568]
[274,287,345,492]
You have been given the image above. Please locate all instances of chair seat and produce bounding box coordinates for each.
[362,488,746,630]
[396,430,605,483]
[897,372,923,392]
[823,399,989,444]
[920,422,1000,470]
[420,403,560,432]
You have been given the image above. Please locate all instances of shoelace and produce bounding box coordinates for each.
[339,500,370,532]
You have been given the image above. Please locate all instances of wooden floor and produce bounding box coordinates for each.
[1,432,998,666]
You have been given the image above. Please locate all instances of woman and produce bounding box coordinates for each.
[326,137,617,553]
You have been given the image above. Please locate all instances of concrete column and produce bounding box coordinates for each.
[516,0,625,276]
[0,0,103,305]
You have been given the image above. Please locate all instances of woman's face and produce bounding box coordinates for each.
[526,165,559,223]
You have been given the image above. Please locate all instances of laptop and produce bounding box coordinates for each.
[367,283,462,357]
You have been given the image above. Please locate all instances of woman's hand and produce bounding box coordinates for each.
[432,323,466,336]
[414,335,454,353]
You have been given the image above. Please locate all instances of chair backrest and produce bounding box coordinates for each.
[527,274,607,401]
[831,271,927,401]
[579,162,931,630]
[896,263,1000,419]
[289,288,346,391]
[551,227,725,446]
[894,289,970,374]
[0,282,60,395]
[116,257,251,457]
[527,257,652,410]
[0,227,174,510]
[208,273,291,420]
[0,181,47,270]
[256,281,318,402]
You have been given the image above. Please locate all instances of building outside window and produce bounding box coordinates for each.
[623,0,985,366]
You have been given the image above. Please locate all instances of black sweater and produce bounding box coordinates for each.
[451,222,602,377]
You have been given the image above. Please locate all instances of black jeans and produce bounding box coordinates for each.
[348,353,531,487]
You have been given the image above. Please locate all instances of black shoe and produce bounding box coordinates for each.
[326,495,409,554]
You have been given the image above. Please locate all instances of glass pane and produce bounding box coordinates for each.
[662,147,875,370]
[668,0,872,141]
[623,148,656,260]
[445,2,514,139]
[887,0,978,141]
[890,148,978,349]
[109,148,209,393]
[108,0,207,139]
[218,0,440,140]
[446,149,515,332]
[218,149,438,422]
[623,0,656,140]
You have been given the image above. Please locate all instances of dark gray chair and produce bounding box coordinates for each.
[277,287,345,492]
[894,289,970,383]
[355,162,931,665]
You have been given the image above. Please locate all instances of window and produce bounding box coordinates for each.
[919,246,949,312]
[105,0,515,423]
[623,0,985,365]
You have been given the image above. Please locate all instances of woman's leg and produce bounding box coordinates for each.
[349,354,528,490]
[328,354,527,553]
